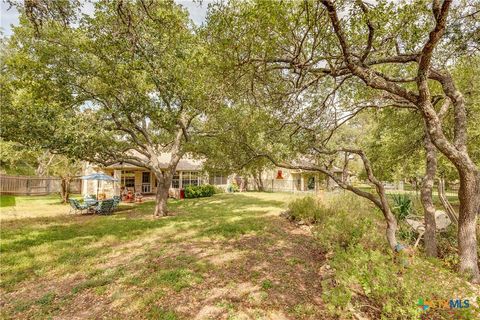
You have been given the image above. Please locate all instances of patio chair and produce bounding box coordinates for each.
[69,199,89,214]
[112,196,121,211]
[93,199,115,215]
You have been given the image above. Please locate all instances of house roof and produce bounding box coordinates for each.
[104,152,204,171]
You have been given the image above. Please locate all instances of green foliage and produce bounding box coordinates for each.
[312,195,478,319]
[261,279,273,290]
[310,194,376,251]
[287,196,332,225]
[146,306,178,320]
[397,222,417,245]
[391,194,413,221]
[227,183,239,193]
[184,184,215,198]
[0,195,16,208]
[1,0,217,175]
[323,245,479,319]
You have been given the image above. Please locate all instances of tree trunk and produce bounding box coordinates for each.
[154,186,168,217]
[421,133,438,257]
[258,176,264,191]
[60,177,71,204]
[377,185,398,251]
[253,171,264,191]
[154,174,172,217]
[325,160,335,191]
[457,170,480,282]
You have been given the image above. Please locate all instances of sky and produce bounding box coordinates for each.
[0,0,214,37]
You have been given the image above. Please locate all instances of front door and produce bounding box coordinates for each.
[142,172,151,193]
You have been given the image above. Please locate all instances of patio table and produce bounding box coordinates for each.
[85,199,98,207]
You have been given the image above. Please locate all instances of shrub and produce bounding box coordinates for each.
[323,245,479,319]
[397,221,417,245]
[184,184,215,198]
[287,196,333,224]
[313,209,374,251]
[287,194,376,249]
[391,193,412,220]
[307,194,479,319]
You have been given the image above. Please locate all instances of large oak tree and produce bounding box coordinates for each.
[1,0,218,216]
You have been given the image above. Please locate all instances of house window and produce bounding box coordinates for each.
[124,177,135,188]
[171,173,180,189]
[122,171,135,189]
[181,171,200,187]
[209,174,227,185]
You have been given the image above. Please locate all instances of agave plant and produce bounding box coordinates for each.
[391,194,412,221]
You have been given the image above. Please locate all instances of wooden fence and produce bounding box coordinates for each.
[0,175,82,195]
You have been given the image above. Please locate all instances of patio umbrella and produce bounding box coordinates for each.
[81,173,118,199]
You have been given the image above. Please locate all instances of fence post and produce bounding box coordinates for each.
[26,178,31,195]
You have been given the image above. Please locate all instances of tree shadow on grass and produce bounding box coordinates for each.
[0,194,286,254]
[1,193,329,318]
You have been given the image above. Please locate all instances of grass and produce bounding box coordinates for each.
[0,195,16,208]
[1,191,476,319]
[1,192,331,319]
[0,194,82,219]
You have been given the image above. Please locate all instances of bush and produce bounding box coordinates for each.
[302,194,479,319]
[391,193,412,220]
[314,209,374,251]
[323,245,479,319]
[287,196,333,224]
[184,184,215,198]
[287,194,376,249]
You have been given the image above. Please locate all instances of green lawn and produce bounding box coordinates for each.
[0,195,16,208]
[1,192,331,319]
[0,194,84,220]
[2,192,477,319]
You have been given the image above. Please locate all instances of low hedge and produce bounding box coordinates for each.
[184,184,215,198]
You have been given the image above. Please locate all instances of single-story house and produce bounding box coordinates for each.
[81,153,226,198]
[82,153,352,197]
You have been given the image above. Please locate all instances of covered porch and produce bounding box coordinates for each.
[102,168,204,197]
[289,171,325,192]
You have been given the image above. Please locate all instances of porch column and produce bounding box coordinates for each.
[300,174,305,191]
[114,170,121,196]
[179,172,183,189]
